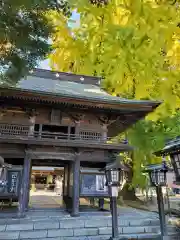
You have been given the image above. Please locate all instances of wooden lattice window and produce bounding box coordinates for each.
[50,109,62,125]
[79,131,101,140]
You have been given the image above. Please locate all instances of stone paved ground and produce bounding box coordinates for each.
[29,190,63,209]
[0,190,160,221]
[134,193,180,213]
[30,190,90,209]
[29,190,159,219]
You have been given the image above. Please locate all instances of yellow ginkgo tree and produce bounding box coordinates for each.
[49,0,180,199]
[50,0,180,113]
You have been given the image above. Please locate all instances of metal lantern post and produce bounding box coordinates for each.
[144,161,169,240]
[104,160,125,240]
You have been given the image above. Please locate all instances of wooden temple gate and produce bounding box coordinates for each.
[0,68,160,217]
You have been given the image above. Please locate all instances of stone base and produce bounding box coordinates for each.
[109,237,120,240]
[162,236,171,240]
[70,212,80,217]
[17,212,26,218]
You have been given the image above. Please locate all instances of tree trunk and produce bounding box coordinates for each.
[119,167,139,201]
[120,185,137,201]
[119,152,140,202]
[119,80,140,201]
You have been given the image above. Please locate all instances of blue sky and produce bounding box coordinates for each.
[39,10,80,70]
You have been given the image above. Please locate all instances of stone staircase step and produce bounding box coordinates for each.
[19,233,161,240]
[0,218,160,229]
[0,233,161,240]
[0,216,160,226]
[0,214,177,240]
[0,224,162,240]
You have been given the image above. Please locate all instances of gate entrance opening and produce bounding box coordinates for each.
[30,166,64,209]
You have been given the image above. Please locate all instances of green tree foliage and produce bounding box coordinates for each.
[127,112,180,188]
[50,0,180,188]
[0,0,70,85]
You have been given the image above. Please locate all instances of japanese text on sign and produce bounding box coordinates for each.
[9,172,18,193]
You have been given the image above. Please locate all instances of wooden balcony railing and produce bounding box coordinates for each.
[0,123,29,136]
[0,123,123,145]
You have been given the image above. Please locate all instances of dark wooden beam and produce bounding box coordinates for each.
[18,151,31,217]
[25,157,32,211]
[0,138,133,151]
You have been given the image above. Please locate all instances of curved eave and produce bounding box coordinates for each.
[0,87,161,112]
[155,145,180,156]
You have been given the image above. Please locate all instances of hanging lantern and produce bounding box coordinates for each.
[144,161,168,187]
[103,158,129,187]
[105,168,120,187]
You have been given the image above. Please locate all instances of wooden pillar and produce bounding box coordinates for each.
[71,151,80,217]
[75,121,80,139]
[38,124,42,139]
[98,198,104,210]
[25,161,32,211]
[63,165,68,203]
[18,151,31,217]
[28,115,36,136]
[67,164,70,198]
[63,166,66,199]
[101,124,108,141]
[65,163,71,211]
[98,124,108,210]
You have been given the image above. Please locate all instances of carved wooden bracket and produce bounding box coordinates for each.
[25,108,38,118]
[68,113,85,123]
[73,147,84,156]
[75,152,81,157]
[24,149,33,159]
[97,114,119,126]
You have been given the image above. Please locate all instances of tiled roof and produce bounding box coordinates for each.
[17,76,118,102]
[163,137,180,151]
[16,72,160,106]
[155,137,180,155]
